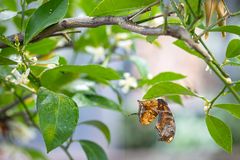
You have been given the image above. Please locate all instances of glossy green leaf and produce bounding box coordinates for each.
[37,87,79,152]
[73,93,121,111]
[143,81,195,99]
[167,95,183,105]
[79,140,108,160]
[205,115,232,153]
[24,0,68,44]
[214,104,240,119]
[26,38,58,55]
[223,57,240,66]
[91,0,156,16]
[226,39,240,58]
[80,120,111,144]
[146,35,158,44]
[0,56,17,65]
[129,55,149,79]
[211,25,240,35]
[40,65,120,91]
[173,40,204,59]
[149,72,186,85]
[26,0,38,4]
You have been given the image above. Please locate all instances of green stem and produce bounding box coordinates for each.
[183,0,197,18]
[169,1,240,103]
[14,92,38,127]
[61,146,74,160]
[207,62,240,102]
[210,86,227,107]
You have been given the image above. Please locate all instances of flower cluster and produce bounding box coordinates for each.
[5,68,30,85]
[119,72,138,93]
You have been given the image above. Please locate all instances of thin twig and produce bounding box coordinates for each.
[0,94,32,113]
[135,11,175,24]
[14,92,38,128]
[128,0,160,20]
[60,145,74,160]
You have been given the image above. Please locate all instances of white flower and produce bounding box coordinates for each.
[119,72,138,93]
[118,40,133,52]
[85,46,105,62]
[8,121,36,144]
[11,68,30,85]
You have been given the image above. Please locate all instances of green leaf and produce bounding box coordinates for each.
[91,0,156,16]
[80,120,111,144]
[173,40,204,59]
[211,25,240,36]
[226,39,240,58]
[26,0,38,4]
[205,115,232,153]
[224,57,240,66]
[129,55,149,79]
[214,104,240,119]
[146,35,158,44]
[149,72,186,85]
[167,95,183,106]
[26,38,58,55]
[40,65,120,91]
[73,93,121,111]
[37,87,79,152]
[0,56,17,65]
[143,81,195,99]
[24,0,68,44]
[79,140,108,160]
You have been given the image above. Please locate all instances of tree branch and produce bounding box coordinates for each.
[1,14,239,102]
[0,16,210,59]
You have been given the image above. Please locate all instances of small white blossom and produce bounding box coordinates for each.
[85,46,105,62]
[119,72,138,93]
[11,68,30,85]
[9,55,22,63]
[118,40,133,52]
[8,121,36,144]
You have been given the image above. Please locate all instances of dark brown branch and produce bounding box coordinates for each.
[0,16,211,61]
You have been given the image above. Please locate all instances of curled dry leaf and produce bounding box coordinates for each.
[138,99,176,143]
[204,0,227,38]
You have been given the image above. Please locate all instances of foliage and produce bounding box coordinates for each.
[0,0,240,159]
